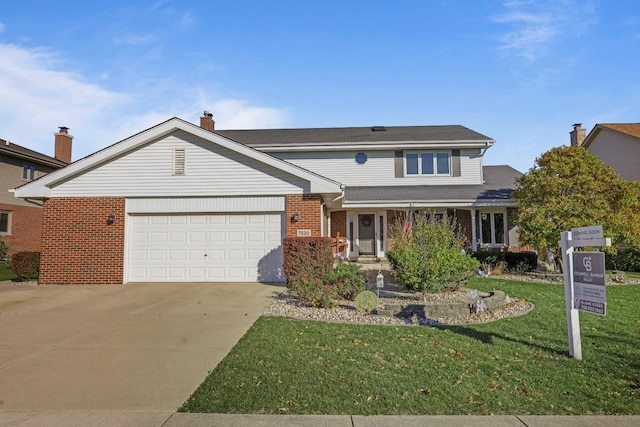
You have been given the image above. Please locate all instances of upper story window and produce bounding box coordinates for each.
[405,151,451,176]
[0,211,10,235]
[22,164,36,181]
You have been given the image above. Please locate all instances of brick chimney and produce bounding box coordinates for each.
[570,123,586,146]
[200,110,215,131]
[54,126,73,163]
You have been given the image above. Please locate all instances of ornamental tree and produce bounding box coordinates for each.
[512,145,640,269]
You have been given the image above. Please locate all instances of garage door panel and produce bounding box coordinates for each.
[128,213,284,282]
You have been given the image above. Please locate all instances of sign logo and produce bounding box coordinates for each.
[582,256,592,271]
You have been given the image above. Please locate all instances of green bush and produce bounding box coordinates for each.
[11,251,40,280]
[606,248,640,272]
[504,251,538,272]
[0,237,7,260]
[324,263,366,300]
[282,237,333,286]
[354,290,378,313]
[386,217,479,294]
[289,278,338,309]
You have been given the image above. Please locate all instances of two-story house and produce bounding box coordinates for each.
[13,112,521,285]
[570,123,640,181]
[1,128,71,256]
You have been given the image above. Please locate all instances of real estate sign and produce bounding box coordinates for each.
[572,252,606,315]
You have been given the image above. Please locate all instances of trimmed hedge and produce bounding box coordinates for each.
[282,237,333,285]
[11,251,40,280]
[473,250,538,272]
[606,248,640,272]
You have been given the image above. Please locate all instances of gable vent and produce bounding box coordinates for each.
[371,126,386,132]
[173,148,185,175]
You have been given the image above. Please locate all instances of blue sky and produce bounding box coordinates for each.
[1,0,639,173]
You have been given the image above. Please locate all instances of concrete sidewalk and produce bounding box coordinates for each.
[0,412,638,426]
[0,281,281,411]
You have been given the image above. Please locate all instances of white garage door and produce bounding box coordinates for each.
[127,213,284,283]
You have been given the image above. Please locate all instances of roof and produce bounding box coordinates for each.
[0,139,67,168]
[343,165,522,206]
[583,123,640,148]
[215,125,494,149]
[12,117,343,198]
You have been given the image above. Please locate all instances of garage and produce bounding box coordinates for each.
[125,196,287,283]
[127,213,284,283]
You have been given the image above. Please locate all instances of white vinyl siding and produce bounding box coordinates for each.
[274,149,483,186]
[51,131,309,197]
[126,196,285,214]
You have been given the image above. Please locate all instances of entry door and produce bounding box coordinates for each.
[358,214,375,255]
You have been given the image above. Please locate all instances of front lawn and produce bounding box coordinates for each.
[180,277,640,415]
[0,261,16,281]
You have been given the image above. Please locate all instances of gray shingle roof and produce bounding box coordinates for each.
[344,165,522,203]
[215,125,493,148]
[0,139,67,167]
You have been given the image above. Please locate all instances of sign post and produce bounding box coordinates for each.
[560,225,611,361]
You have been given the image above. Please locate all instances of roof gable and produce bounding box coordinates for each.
[583,123,640,148]
[13,118,343,198]
[0,139,66,168]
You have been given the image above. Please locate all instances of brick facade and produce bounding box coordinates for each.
[39,197,126,285]
[285,194,322,237]
[0,202,43,256]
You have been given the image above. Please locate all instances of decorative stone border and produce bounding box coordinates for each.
[375,290,511,318]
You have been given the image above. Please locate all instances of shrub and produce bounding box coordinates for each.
[606,248,640,272]
[386,217,479,294]
[0,237,7,260]
[289,278,338,309]
[282,237,333,286]
[11,251,40,280]
[354,290,378,314]
[505,251,538,272]
[324,263,366,300]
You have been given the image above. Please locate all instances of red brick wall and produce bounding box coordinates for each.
[40,197,125,285]
[330,211,346,238]
[0,202,43,256]
[285,194,322,237]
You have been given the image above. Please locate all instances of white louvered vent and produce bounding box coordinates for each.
[173,148,185,175]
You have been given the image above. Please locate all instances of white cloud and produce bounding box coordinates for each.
[493,0,596,61]
[0,43,289,161]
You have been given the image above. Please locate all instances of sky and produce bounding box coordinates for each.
[0,0,639,173]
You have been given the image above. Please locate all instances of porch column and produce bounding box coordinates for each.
[471,209,478,252]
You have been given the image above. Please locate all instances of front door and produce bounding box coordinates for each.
[358,214,375,255]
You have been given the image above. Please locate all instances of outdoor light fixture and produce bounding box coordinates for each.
[291,212,301,222]
[107,213,116,225]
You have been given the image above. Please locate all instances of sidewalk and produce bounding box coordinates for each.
[0,412,638,427]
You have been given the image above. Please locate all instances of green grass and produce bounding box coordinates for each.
[180,277,640,415]
[0,261,16,281]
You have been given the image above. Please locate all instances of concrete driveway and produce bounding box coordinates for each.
[0,281,282,411]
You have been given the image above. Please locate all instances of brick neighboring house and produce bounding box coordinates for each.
[14,112,522,285]
[570,123,640,181]
[1,128,71,256]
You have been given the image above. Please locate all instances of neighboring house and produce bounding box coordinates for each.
[570,123,640,181]
[13,112,521,285]
[1,128,71,256]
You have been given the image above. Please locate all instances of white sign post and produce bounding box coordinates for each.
[560,226,611,361]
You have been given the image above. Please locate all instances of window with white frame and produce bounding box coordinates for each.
[476,211,505,246]
[405,151,450,176]
[22,164,36,181]
[0,211,11,235]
